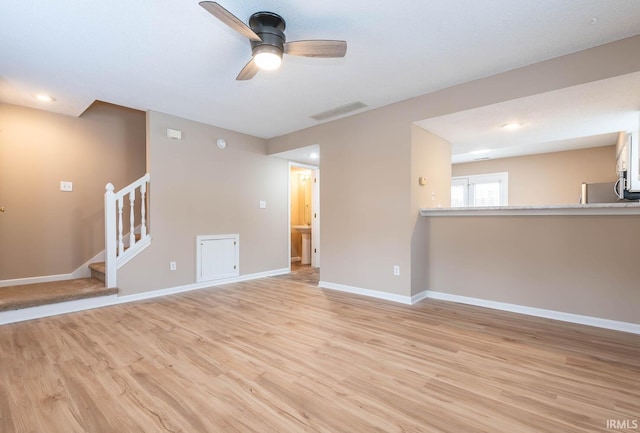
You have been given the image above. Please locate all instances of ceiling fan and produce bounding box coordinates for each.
[199,1,347,80]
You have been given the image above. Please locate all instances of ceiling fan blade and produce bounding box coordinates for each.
[199,1,261,42]
[236,59,260,81]
[284,40,347,58]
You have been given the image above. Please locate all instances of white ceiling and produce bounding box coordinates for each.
[272,144,320,167]
[1,0,640,143]
[417,71,640,163]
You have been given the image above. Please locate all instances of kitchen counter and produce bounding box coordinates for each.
[419,202,640,217]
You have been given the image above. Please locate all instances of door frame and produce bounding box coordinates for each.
[311,168,320,268]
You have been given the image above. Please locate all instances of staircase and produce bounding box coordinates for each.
[0,174,151,315]
[88,232,141,283]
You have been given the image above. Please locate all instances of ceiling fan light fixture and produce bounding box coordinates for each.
[200,3,347,80]
[253,45,282,70]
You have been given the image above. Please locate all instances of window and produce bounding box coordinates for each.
[451,172,508,207]
[451,178,468,207]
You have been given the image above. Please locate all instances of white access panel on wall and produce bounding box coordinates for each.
[196,234,239,282]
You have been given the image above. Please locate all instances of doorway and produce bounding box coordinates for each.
[289,163,319,271]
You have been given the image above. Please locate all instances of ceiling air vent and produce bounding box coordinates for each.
[310,101,367,121]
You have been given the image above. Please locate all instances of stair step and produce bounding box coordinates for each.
[88,262,105,273]
[0,278,117,312]
[89,262,106,283]
[88,234,145,282]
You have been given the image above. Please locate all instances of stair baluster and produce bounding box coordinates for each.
[140,182,147,238]
[129,190,136,249]
[117,196,124,256]
[104,173,151,288]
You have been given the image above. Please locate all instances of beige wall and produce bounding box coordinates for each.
[0,102,145,280]
[411,126,452,210]
[117,111,289,295]
[411,126,451,295]
[267,35,640,299]
[425,215,640,324]
[313,112,413,296]
[453,145,617,205]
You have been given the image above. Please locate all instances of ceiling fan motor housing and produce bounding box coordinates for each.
[249,12,286,55]
[198,2,347,79]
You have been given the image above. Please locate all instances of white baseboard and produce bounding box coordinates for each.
[311,282,640,335]
[319,281,414,305]
[423,290,640,335]
[0,268,290,325]
[0,250,106,288]
[290,257,301,263]
[0,273,73,288]
[116,267,289,304]
[0,295,119,325]
[410,290,430,305]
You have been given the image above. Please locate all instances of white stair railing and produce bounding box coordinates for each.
[104,173,151,288]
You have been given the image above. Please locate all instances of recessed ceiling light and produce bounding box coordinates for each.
[34,94,55,102]
[501,121,524,130]
[470,149,491,155]
[309,152,319,159]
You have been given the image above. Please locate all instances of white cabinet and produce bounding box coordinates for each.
[196,234,239,282]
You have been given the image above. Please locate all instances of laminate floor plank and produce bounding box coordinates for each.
[0,269,639,432]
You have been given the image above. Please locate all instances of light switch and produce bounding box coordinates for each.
[60,181,73,192]
[259,200,266,209]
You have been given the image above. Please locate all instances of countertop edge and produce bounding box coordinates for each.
[419,203,640,216]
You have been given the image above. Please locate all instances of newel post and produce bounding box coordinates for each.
[104,183,117,289]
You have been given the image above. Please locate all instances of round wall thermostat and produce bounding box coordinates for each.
[216,138,227,149]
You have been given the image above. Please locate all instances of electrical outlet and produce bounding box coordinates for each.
[393,265,400,276]
[170,261,177,271]
[60,181,73,192]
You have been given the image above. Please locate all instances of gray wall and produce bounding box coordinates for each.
[117,111,289,295]
[425,215,640,324]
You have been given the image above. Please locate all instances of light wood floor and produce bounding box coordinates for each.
[0,271,638,432]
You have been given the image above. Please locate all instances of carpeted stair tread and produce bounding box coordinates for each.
[0,278,117,312]
[88,262,105,273]
[89,262,106,282]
